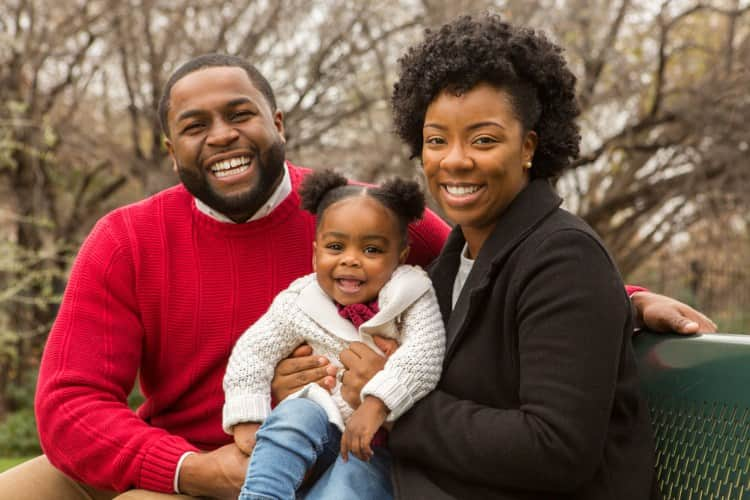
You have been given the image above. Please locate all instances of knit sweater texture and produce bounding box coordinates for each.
[34,163,450,493]
[222,265,445,433]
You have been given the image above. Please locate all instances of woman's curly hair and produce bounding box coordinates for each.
[299,169,425,247]
[392,14,580,178]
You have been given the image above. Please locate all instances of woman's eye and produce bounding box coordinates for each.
[425,137,445,145]
[474,136,497,145]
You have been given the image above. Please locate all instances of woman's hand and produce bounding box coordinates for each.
[271,343,337,402]
[631,291,717,334]
[338,341,388,409]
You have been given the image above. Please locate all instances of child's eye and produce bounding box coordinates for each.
[326,243,343,251]
[363,246,383,254]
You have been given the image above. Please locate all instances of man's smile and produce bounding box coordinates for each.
[208,155,253,179]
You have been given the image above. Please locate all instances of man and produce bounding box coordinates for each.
[0,54,715,500]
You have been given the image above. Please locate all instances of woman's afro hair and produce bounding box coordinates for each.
[299,169,425,241]
[392,14,581,179]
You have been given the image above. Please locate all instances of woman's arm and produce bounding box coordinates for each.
[389,229,637,491]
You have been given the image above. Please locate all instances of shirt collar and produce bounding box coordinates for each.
[194,161,292,223]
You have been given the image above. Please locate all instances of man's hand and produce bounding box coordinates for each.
[232,422,261,455]
[631,291,718,334]
[271,343,337,402]
[339,342,387,409]
[178,443,248,499]
[340,396,388,462]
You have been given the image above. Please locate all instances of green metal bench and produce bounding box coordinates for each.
[634,331,750,499]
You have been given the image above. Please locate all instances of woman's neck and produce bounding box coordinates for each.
[461,223,496,260]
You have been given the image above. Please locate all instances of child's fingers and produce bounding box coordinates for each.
[363,437,374,461]
[340,433,350,462]
[350,434,371,462]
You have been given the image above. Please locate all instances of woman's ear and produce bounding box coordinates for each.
[523,130,538,164]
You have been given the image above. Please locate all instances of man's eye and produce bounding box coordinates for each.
[183,123,203,133]
[231,111,253,121]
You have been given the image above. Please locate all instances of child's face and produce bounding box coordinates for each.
[313,195,409,306]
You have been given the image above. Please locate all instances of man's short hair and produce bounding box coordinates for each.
[158,54,277,138]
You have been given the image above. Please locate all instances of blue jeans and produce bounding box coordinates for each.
[240,398,393,500]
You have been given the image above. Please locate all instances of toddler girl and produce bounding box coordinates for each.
[222,169,445,499]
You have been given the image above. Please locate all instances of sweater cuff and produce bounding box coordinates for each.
[361,370,414,422]
[139,434,199,493]
[222,392,272,433]
[625,285,648,296]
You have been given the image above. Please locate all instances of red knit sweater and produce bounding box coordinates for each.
[34,163,450,493]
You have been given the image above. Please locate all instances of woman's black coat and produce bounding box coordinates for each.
[389,179,657,499]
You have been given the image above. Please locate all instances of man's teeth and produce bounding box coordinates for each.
[211,156,251,178]
[445,185,480,196]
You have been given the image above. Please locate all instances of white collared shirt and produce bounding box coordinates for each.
[194,161,292,223]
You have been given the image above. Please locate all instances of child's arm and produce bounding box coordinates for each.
[340,396,389,462]
[223,289,306,434]
[233,421,262,455]
[359,286,446,421]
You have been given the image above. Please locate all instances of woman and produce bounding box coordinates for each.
[349,15,657,499]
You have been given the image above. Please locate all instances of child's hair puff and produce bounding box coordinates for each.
[299,169,426,247]
[299,169,349,214]
[372,177,425,226]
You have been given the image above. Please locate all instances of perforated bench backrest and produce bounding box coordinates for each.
[634,331,750,499]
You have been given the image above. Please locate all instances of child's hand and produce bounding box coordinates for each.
[372,335,399,358]
[232,422,261,455]
[340,396,388,462]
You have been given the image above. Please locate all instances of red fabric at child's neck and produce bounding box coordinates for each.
[337,301,379,329]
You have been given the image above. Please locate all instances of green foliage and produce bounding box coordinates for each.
[0,409,41,457]
[6,371,37,411]
[128,384,145,410]
[0,456,31,473]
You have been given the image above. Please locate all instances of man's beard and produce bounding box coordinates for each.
[177,139,286,222]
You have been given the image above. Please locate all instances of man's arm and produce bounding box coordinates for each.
[35,217,200,493]
[405,208,450,267]
[629,290,717,334]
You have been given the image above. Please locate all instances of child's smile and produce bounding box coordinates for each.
[313,195,408,306]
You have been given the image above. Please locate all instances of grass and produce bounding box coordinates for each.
[0,457,30,473]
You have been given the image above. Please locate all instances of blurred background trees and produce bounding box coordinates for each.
[1,0,748,451]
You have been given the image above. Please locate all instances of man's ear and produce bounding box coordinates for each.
[274,110,286,144]
[165,138,178,173]
[312,241,317,271]
[399,245,410,265]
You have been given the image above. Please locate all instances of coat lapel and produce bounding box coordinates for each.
[435,179,563,363]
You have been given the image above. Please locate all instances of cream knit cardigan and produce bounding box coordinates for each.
[222,265,445,433]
